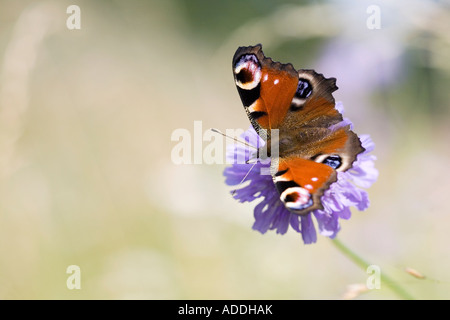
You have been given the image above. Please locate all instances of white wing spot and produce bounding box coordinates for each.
[311,177,318,182]
[274,79,279,85]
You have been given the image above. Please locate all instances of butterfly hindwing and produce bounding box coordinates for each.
[272,157,337,214]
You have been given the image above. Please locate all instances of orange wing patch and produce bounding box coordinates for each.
[258,65,298,129]
[273,157,337,215]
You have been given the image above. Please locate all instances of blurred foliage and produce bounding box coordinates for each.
[0,0,449,300]
[177,0,313,41]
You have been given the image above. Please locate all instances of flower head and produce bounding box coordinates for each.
[223,102,378,244]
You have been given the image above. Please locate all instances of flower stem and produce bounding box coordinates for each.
[331,238,415,300]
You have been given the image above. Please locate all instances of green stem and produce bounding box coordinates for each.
[331,238,415,300]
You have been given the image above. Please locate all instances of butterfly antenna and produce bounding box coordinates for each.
[231,161,258,196]
[210,128,259,196]
[210,128,257,150]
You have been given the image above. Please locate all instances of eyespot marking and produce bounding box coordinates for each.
[290,78,313,111]
[311,154,342,170]
[280,187,313,211]
[323,155,342,169]
[234,54,262,90]
[296,78,312,99]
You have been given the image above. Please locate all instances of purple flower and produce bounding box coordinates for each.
[223,102,378,244]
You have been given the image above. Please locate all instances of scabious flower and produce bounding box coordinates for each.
[223,102,378,244]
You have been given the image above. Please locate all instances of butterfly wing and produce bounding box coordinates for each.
[271,157,336,214]
[232,44,298,134]
[275,67,365,174]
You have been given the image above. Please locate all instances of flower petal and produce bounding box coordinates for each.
[300,214,317,244]
[314,210,340,238]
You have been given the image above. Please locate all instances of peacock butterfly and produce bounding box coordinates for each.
[232,44,365,215]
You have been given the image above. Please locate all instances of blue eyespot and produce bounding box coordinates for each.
[323,155,342,169]
[296,78,312,99]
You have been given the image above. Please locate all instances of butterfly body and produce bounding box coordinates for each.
[232,44,364,215]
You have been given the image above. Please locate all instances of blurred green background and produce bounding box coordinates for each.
[0,0,449,299]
